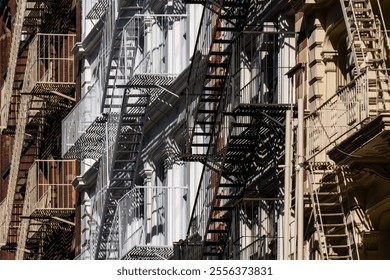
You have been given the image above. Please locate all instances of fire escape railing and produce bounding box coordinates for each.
[86,10,187,259]
[114,186,184,260]
[305,70,369,160]
[15,159,77,260]
[22,34,76,95]
[62,81,105,159]
[0,32,76,247]
[184,3,295,258]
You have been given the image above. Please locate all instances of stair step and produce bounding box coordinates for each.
[204,240,225,246]
[203,86,224,92]
[208,229,229,234]
[191,143,209,147]
[216,26,240,32]
[209,218,230,223]
[321,213,344,217]
[318,202,340,206]
[197,109,218,114]
[326,233,348,238]
[200,98,221,102]
[322,223,345,227]
[213,39,232,44]
[210,50,231,56]
[115,159,137,163]
[219,183,245,188]
[346,7,370,13]
[205,74,226,80]
[208,62,229,68]
[329,244,350,249]
[113,169,135,172]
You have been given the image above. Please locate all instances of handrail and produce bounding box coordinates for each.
[305,69,369,159]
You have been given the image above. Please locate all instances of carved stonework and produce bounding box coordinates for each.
[141,164,153,185]
[322,51,338,71]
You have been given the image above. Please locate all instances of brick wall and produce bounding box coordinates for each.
[0,0,17,260]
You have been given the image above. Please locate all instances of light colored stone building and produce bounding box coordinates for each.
[1,0,390,260]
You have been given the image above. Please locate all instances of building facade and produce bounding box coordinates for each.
[0,0,78,259]
[1,0,390,260]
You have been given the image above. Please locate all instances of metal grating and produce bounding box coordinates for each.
[86,0,109,20]
[122,245,173,260]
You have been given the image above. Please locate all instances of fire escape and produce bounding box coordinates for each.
[62,0,184,259]
[15,160,77,259]
[308,163,353,260]
[0,0,76,257]
[182,0,296,260]
[305,0,390,260]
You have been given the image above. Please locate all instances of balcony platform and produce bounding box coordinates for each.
[328,113,390,164]
[29,82,75,96]
[28,208,75,221]
[121,245,173,260]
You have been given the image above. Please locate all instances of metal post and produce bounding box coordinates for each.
[297,98,304,260]
[283,109,292,259]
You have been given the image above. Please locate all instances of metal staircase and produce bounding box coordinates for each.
[308,163,353,260]
[0,0,27,130]
[94,90,149,260]
[183,0,251,259]
[91,1,149,259]
[340,0,390,115]
[186,0,250,157]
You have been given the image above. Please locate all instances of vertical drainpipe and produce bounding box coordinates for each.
[297,97,304,259]
[283,109,292,259]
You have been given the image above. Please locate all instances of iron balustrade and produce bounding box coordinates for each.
[305,70,369,159]
[15,159,77,259]
[22,33,76,94]
[62,81,104,158]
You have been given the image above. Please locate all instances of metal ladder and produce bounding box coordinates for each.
[308,163,353,260]
[0,0,27,130]
[340,0,390,115]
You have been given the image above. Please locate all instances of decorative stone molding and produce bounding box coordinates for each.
[141,164,153,185]
[322,51,338,70]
